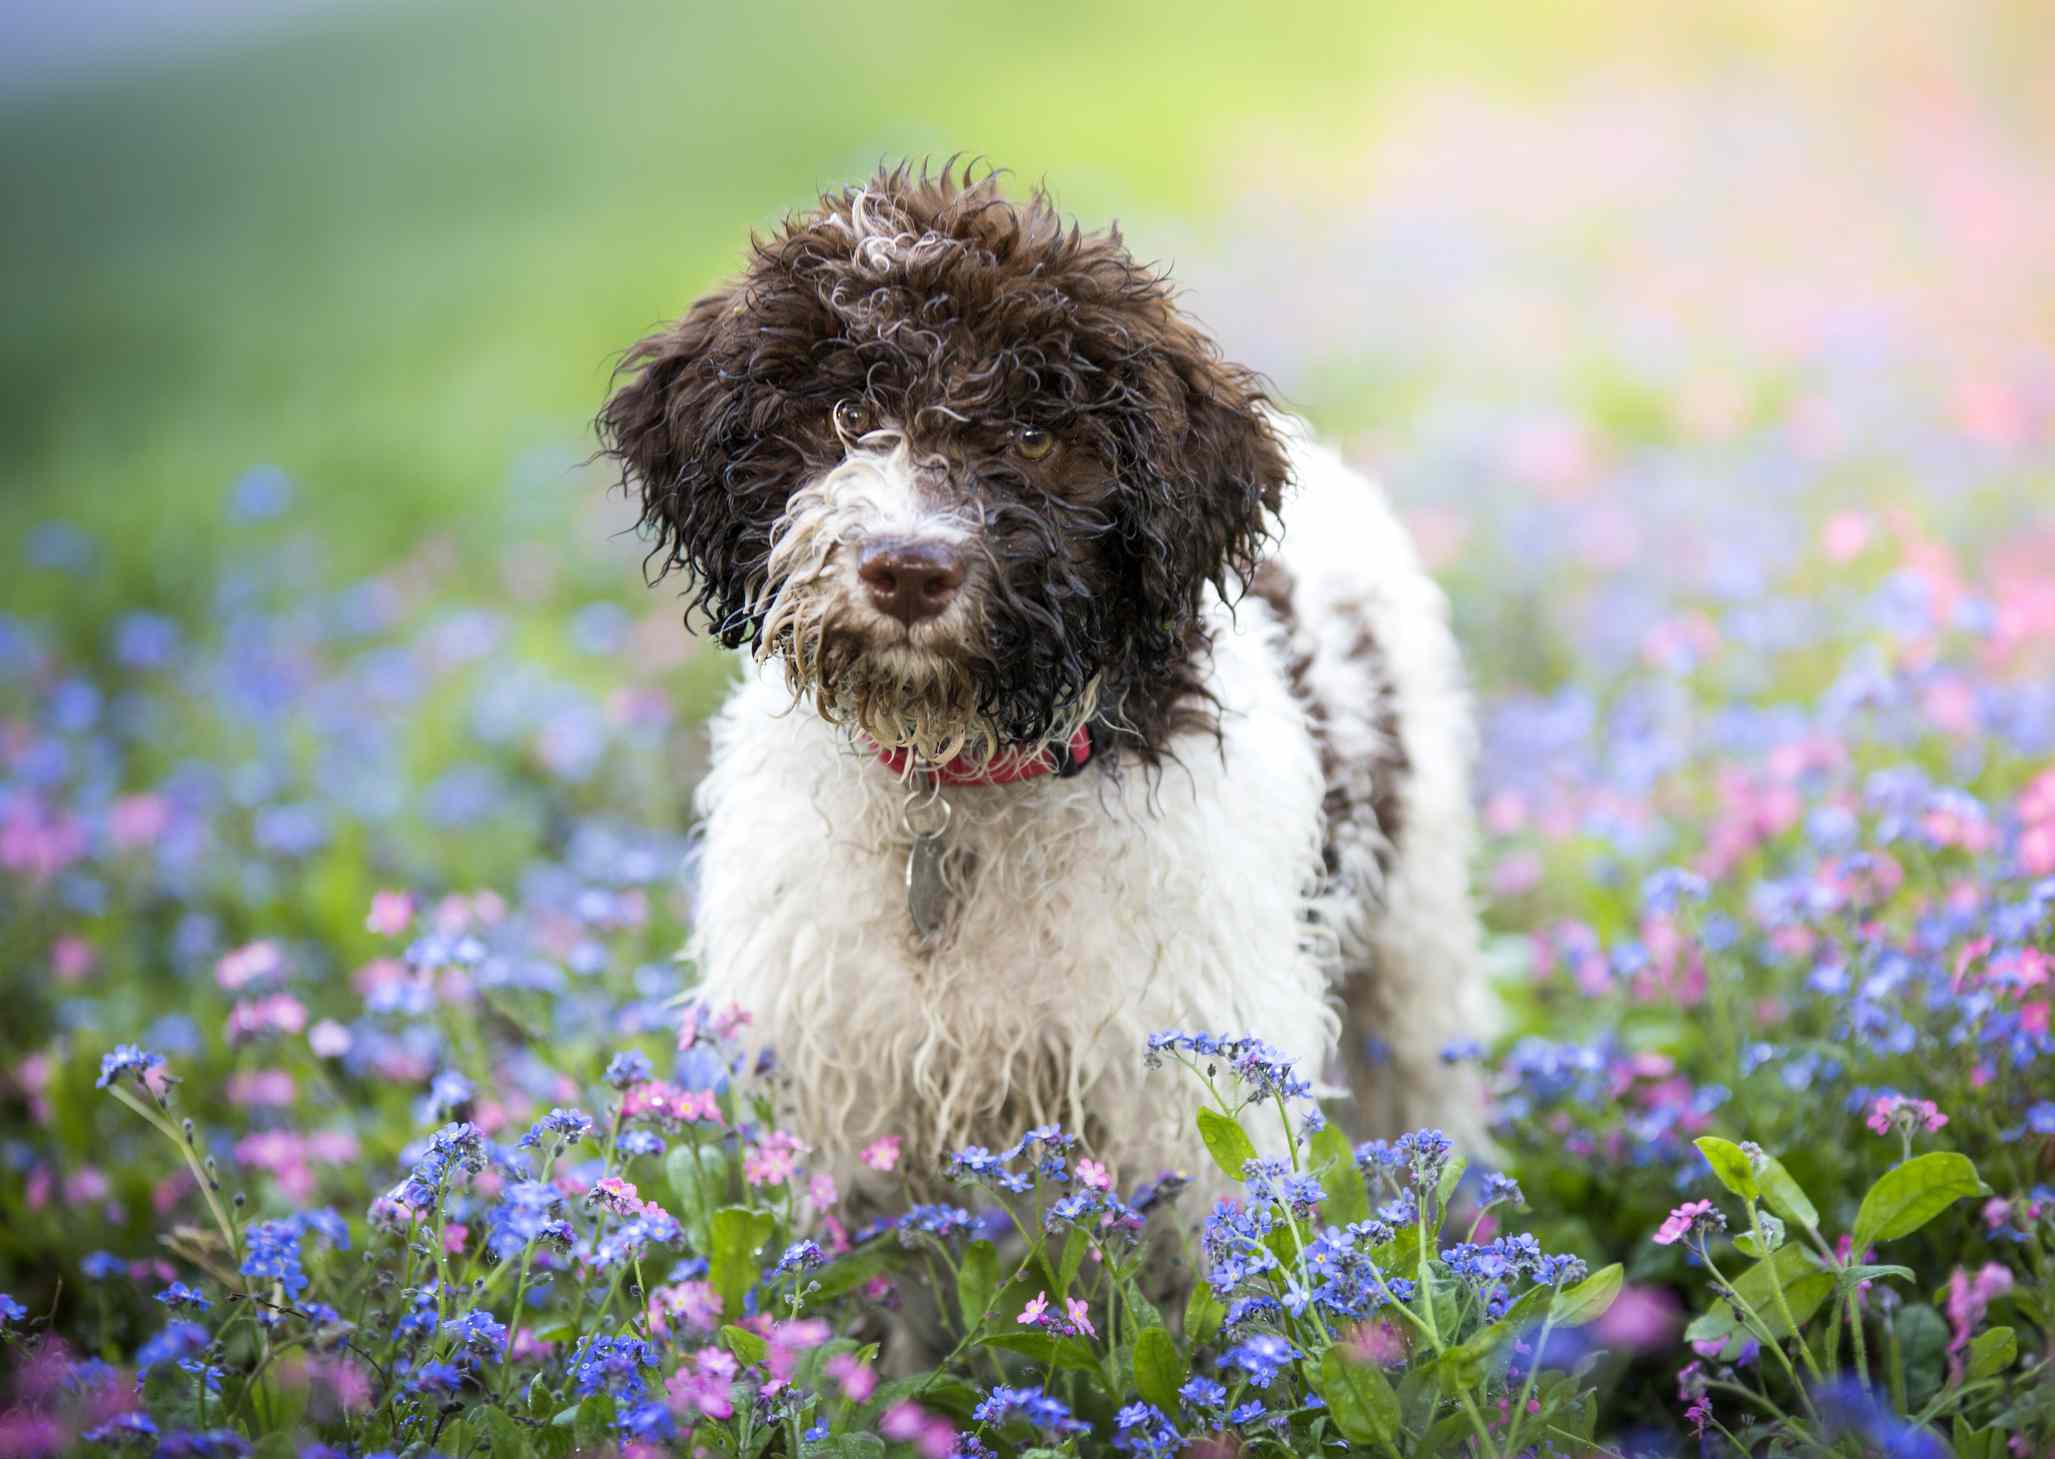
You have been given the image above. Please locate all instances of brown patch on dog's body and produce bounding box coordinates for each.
[1246,557,1408,885]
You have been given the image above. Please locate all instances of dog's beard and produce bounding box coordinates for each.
[748,456,1099,770]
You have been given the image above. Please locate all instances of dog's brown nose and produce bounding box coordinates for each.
[858,538,964,625]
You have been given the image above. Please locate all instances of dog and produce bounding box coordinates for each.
[599,165,1491,1204]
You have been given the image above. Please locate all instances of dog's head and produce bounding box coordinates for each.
[599,164,1287,769]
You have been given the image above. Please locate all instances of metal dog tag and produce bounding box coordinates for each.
[906,830,948,943]
[902,776,953,944]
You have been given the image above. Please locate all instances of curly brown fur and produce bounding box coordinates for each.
[596,162,1287,766]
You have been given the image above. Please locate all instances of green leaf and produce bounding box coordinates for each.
[1308,1119,1369,1225]
[976,1330,1098,1371]
[1733,1231,1771,1259]
[1435,1153,1469,1209]
[1718,1244,1835,1340]
[721,1323,768,1366]
[1967,1325,2016,1381]
[1126,1288,1163,1333]
[1132,1327,1186,1415]
[1895,1303,1949,1408]
[1853,1153,1986,1249]
[812,1248,889,1300]
[709,1205,774,1319]
[1419,1410,1478,1456]
[957,1240,999,1331]
[1317,1348,1401,1446]
[1437,1339,1486,1391]
[1694,1137,1760,1200]
[1184,1281,1226,1347]
[1447,1286,1553,1384]
[813,1437,886,1459]
[860,1374,983,1423]
[1395,1364,1438,1428]
[1550,1263,1623,1327]
[1196,1107,1257,1181]
[1755,1154,1819,1230]
[990,1274,1045,1330]
[1373,1224,1422,1275]
[1058,1226,1090,1295]
[1683,1307,1737,1345]
[1835,1263,1915,1292]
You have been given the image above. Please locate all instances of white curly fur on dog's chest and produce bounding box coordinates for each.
[684,423,1485,1193]
[689,598,1333,1184]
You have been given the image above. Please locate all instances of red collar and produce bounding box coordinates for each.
[872,724,1093,786]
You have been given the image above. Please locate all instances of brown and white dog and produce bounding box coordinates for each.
[599,164,1492,1200]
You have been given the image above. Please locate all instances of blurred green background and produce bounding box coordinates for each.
[3,0,2051,651]
[0,1,2036,575]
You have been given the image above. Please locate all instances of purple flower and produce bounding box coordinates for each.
[95,1044,163,1089]
[773,1240,823,1276]
[155,1283,210,1311]
[604,1049,654,1089]
[440,1309,509,1357]
[239,1220,308,1299]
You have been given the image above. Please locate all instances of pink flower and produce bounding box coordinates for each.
[225,993,306,1043]
[880,1401,956,1459]
[2020,820,2055,877]
[808,1173,839,1208]
[1017,1291,1049,1326]
[742,1130,807,1187]
[765,1318,831,1383]
[621,1081,722,1127]
[1822,511,1872,563]
[587,1175,642,1215]
[109,792,171,850]
[307,1020,352,1059]
[1343,1318,1409,1366]
[1652,1199,1718,1246]
[1865,1095,1949,1137]
[307,1355,371,1413]
[1064,1297,1095,1338]
[365,890,414,936]
[825,1351,876,1402]
[860,1135,902,1172]
[215,940,284,991]
[648,1281,722,1338]
[52,935,95,984]
[1593,1284,1681,1351]
[1945,1263,2015,1383]
[667,1354,735,1421]
[226,1069,296,1108]
[510,1328,557,1363]
[1074,1158,1112,1192]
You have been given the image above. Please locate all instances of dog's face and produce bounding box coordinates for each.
[600,166,1287,767]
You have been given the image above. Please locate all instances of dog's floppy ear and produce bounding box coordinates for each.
[1111,320,1290,644]
[598,284,781,644]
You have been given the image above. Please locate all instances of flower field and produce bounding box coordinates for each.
[4,13,2055,1458]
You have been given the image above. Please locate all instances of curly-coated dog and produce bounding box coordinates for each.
[599,164,1492,1202]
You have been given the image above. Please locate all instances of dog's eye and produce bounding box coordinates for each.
[833,399,875,438]
[1013,425,1055,461]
